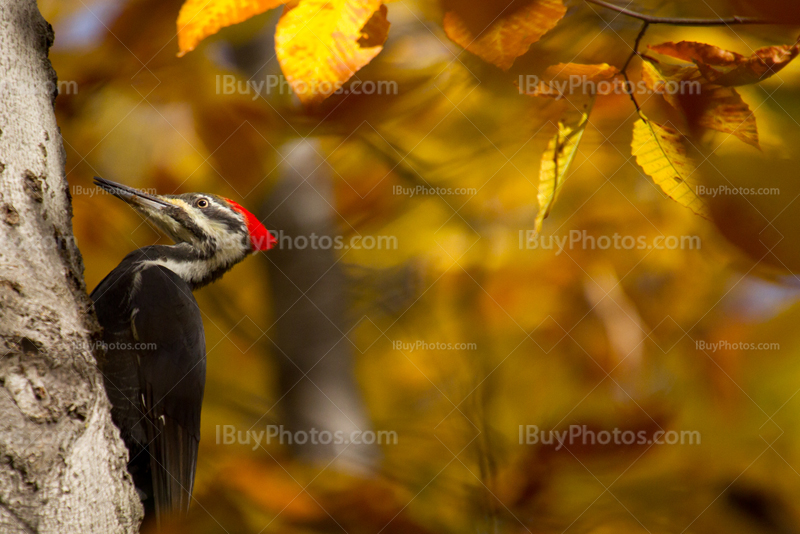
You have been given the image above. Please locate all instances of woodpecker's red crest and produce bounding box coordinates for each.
[223,197,276,251]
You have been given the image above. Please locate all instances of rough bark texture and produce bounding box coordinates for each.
[0,1,141,532]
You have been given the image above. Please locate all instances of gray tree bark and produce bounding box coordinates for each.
[0,1,141,532]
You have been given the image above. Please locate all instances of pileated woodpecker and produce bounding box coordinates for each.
[90,177,275,526]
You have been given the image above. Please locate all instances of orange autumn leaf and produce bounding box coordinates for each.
[694,85,759,148]
[443,0,566,71]
[649,41,800,86]
[649,41,741,66]
[519,62,620,98]
[177,0,289,57]
[275,0,390,105]
[642,60,759,148]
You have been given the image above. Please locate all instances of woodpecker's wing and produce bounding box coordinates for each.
[92,255,205,523]
[130,264,206,521]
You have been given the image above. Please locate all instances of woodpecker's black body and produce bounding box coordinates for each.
[90,177,274,527]
[92,251,205,520]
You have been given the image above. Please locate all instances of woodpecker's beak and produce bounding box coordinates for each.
[94,177,173,211]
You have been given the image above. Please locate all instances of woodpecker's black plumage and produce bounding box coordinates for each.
[93,254,204,520]
[90,177,274,527]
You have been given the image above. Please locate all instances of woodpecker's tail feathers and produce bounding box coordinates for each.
[144,384,199,526]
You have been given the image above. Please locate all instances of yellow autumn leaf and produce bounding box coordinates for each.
[443,0,566,71]
[642,60,759,149]
[177,0,289,57]
[631,118,710,219]
[275,0,390,105]
[535,106,591,233]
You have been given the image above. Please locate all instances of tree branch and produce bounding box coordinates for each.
[586,0,781,26]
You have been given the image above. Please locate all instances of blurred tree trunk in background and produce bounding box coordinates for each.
[227,31,379,471]
[262,139,379,472]
[0,1,140,532]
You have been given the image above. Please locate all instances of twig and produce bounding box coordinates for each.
[586,0,779,26]
[621,21,649,114]
[621,21,649,73]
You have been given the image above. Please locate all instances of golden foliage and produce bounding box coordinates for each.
[177,0,289,56]
[642,59,759,148]
[275,0,390,104]
[649,40,800,86]
[42,1,800,532]
[443,0,566,71]
[535,106,591,233]
[631,118,710,219]
[520,63,620,98]
[694,85,759,148]
[640,60,701,107]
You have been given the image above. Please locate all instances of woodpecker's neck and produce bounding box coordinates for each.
[136,242,248,289]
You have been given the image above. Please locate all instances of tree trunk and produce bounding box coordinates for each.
[0,1,140,532]
[262,139,379,472]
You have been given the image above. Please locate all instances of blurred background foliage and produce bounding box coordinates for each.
[39,0,800,532]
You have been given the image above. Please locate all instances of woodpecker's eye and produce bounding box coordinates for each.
[196,198,209,208]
